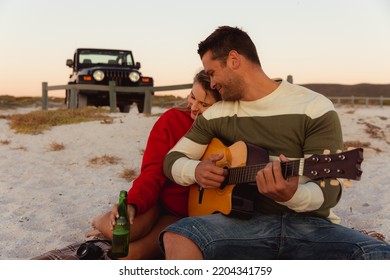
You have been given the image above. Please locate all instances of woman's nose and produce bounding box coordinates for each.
[190,101,199,110]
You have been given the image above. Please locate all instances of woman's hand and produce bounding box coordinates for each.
[109,203,136,229]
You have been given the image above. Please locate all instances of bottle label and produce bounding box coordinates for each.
[113,228,129,235]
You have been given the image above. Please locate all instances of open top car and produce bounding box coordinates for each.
[66,48,154,112]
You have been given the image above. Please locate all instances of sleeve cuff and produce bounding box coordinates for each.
[171,158,200,186]
[276,182,324,212]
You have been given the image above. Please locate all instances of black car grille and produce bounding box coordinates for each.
[105,70,128,79]
[104,70,134,86]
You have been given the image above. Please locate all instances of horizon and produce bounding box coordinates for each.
[1,0,389,98]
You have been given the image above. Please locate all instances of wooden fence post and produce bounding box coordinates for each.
[42,82,48,110]
[109,81,117,113]
[144,90,152,115]
[70,88,77,110]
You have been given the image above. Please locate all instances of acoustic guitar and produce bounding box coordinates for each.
[188,138,364,217]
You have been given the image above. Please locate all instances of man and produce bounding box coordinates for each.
[161,26,390,259]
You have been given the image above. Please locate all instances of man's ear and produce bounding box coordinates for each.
[227,50,240,70]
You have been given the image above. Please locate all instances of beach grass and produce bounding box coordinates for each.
[3,107,112,134]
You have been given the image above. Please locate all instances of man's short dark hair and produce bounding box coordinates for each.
[197,26,261,66]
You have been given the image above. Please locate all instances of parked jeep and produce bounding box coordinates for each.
[65,48,154,113]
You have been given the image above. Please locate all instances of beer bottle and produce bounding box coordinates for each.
[109,190,130,259]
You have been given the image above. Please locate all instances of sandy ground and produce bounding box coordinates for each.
[0,104,389,259]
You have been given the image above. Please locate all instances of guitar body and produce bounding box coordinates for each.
[188,138,269,217]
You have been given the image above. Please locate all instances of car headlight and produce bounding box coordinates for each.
[129,71,140,82]
[93,70,105,81]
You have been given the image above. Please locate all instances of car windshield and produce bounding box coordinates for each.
[78,50,134,66]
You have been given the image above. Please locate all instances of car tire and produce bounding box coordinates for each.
[119,104,131,113]
[136,101,144,113]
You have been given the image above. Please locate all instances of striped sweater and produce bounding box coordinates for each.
[164,80,344,222]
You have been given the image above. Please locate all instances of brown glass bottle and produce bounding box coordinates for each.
[109,190,130,259]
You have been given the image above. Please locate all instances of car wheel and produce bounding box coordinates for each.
[119,104,131,113]
[136,101,144,113]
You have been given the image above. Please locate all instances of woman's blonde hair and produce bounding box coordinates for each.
[193,70,221,102]
[176,70,221,110]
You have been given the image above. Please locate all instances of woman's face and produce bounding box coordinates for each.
[187,81,219,120]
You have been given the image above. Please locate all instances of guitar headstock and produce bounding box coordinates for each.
[303,148,364,181]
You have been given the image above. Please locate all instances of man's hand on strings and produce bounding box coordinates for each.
[256,154,299,202]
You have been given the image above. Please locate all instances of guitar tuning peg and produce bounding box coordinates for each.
[330,179,340,186]
[323,149,330,155]
[343,180,353,187]
[336,149,342,153]
[347,147,355,151]
[320,180,325,188]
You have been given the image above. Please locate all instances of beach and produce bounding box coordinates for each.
[0,104,389,260]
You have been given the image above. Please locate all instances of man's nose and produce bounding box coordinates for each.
[210,78,216,89]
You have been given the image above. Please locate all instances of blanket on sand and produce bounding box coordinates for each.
[30,230,385,260]
[31,239,112,260]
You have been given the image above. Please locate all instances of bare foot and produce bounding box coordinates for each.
[84,213,107,238]
[85,228,102,238]
[86,212,113,239]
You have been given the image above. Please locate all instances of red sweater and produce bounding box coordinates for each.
[127,108,193,217]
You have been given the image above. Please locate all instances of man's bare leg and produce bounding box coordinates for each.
[163,232,204,260]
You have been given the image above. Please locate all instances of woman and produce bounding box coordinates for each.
[86,70,221,259]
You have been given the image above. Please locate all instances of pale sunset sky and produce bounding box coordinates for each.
[0,0,389,98]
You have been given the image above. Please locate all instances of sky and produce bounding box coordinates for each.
[0,0,389,98]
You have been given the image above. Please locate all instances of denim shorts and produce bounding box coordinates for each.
[159,212,390,260]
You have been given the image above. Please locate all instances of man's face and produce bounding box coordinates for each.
[202,50,243,101]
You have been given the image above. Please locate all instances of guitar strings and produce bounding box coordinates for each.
[226,160,301,184]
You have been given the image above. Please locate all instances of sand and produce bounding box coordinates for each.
[0,104,389,259]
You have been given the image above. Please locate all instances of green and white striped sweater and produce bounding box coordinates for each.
[164,80,344,223]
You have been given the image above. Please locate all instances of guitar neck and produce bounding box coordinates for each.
[226,160,302,185]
